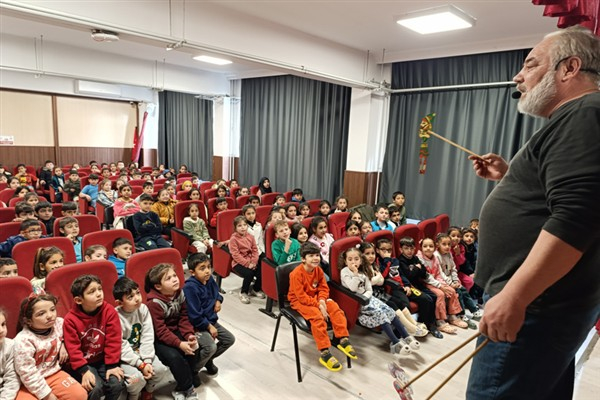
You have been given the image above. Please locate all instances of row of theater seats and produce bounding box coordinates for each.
[1,247,185,339]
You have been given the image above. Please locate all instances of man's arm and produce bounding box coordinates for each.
[480,230,582,343]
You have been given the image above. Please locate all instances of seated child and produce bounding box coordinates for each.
[461,228,484,303]
[108,238,133,277]
[397,237,441,338]
[135,182,154,203]
[145,263,201,399]
[344,220,361,238]
[113,185,140,229]
[63,275,126,400]
[284,203,299,223]
[339,246,417,355]
[98,179,117,208]
[0,308,20,399]
[242,205,264,257]
[390,191,407,226]
[297,202,311,220]
[0,258,18,278]
[209,197,228,227]
[229,216,263,304]
[388,205,401,229]
[307,216,334,276]
[333,196,348,213]
[247,195,260,208]
[273,195,286,207]
[113,277,169,400]
[13,203,36,222]
[151,189,177,236]
[80,173,100,210]
[35,201,55,236]
[14,164,37,190]
[183,254,235,378]
[59,217,83,262]
[133,194,170,251]
[237,187,250,197]
[14,293,87,400]
[434,233,481,327]
[288,242,358,371]
[0,220,44,257]
[290,223,309,246]
[84,245,108,261]
[23,192,40,209]
[313,200,331,218]
[359,220,373,240]
[375,238,429,337]
[370,204,394,232]
[63,171,81,201]
[417,238,462,334]
[31,246,64,292]
[50,166,65,203]
[38,160,54,191]
[61,201,78,217]
[291,188,305,203]
[183,203,212,254]
[271,220,301,265]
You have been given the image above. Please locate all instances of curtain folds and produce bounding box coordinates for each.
[158,91,213,179]
[239,75,351,201]
[381,50,546,226]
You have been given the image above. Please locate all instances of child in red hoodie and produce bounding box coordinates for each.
[63,275,126,400]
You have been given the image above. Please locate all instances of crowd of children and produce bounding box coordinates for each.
[0,160,485,396]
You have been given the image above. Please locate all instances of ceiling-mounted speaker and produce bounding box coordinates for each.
[91,29,119,42]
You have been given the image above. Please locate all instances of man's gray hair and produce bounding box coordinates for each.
[546,26,600,85]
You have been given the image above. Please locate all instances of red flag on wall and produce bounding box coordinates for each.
[131,111,148,163]
[532,0,600,35]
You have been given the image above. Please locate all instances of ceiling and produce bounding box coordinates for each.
[0,1,560,81]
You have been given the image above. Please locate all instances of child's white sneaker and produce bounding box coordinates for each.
[249,288,266,299]
[239,293,251,304]
[472,309,484,320]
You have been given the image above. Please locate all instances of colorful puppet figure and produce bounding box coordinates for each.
[418,113,436,174]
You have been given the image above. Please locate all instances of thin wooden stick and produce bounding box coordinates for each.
[400,332,481,389]
[429,130,480,158]
[425,338,490,400]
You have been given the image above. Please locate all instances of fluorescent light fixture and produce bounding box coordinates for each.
[395,4,476,35]
[193,55,232,65]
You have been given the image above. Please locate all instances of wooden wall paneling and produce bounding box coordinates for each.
[212,155,223,181]
[142,148,158,167]
[0,147,56,170]
[58,147,133,166]
[343,170,380,207]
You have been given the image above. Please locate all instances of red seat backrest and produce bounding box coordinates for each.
[8,196,45,207]
[301,216,313,231]
[174,200,208,228]
[53,215,101,238]
[307,199,322,215]
[328,212,349,240]
[255,205,272,227]
[177,173,192,180]
[250,185,259,195]
[329,236,362,283]
[0,182,7,192]
[13,237,78,280]
[45,260,119,317]
[283,191,293,202]
[154,178,167,186]
[394,224,421,254]
[365,230,395,257]
[126,248,185,302]
[0,207,15,223]
[0,277,33,338]
[207,197,236,225]
[0,189,14,205]
[435,213,450,235]
[235,195,251,208]
[81,229,135,256]
[216,209,242,242]
[418,218,438,241]
[204,188,219,203]
[51,203,62,218]
[0,221,46,242]
[260,192,281,206]
[176,191,191,201]
[130,186,143,197]
[128,179,147,186]
[199,181,214,193]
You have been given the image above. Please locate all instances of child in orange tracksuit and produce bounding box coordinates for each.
[288,242,358,372]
